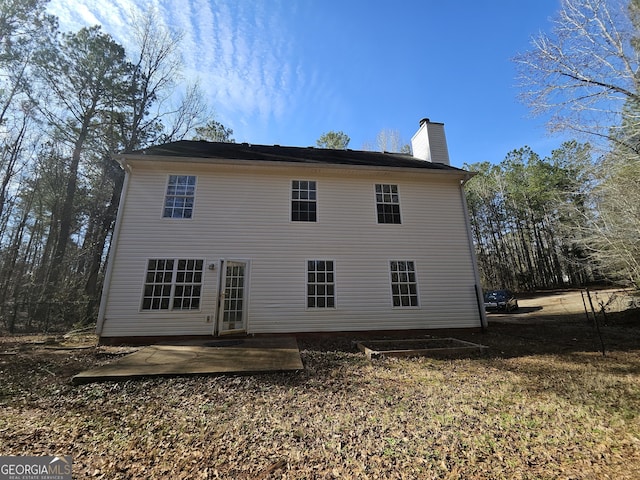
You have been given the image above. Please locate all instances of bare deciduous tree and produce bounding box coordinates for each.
[515,0,640,288]
[111,6,210,152]
[362,128,411,153]
[587,147,640,287]
[515,0,640,151]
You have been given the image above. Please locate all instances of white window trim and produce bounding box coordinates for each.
[139,257,205,312]
[161,174,197,220]
[374,183,403,225]
[305,258,337,310]
[388,260,420,309]
[290,179,319,223]
[216,258,252,335]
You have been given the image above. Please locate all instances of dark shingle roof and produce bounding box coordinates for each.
[128,140,466,173]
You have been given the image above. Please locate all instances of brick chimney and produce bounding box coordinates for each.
[410,118,450,165]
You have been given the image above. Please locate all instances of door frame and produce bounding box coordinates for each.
[213,258,250,336]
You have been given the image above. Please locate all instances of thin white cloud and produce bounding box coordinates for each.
[153,0,301,131]
[163,1,197,70]
[74,4,101,27]
[48,0,144,41]
[47,0,324,143]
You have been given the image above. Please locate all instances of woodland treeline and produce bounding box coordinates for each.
[464,142,599,292]
[0,1,231,333]
[480,0,640,294]
[0,0,638,333]
[465,137,639,293]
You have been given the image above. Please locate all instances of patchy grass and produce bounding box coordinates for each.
[1,313,639,479]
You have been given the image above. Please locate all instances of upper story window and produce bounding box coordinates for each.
[375,184,401,224]
[163,175,196,218]
[291,180,317,222]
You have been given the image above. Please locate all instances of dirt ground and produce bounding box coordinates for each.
[0,289,639,479]
[487,287,635,323]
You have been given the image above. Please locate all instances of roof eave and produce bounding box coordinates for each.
[115,153,470,178]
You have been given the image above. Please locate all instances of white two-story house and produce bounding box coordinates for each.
[96,119,486,343]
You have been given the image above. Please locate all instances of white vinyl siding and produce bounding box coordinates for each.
[100,161,481,337]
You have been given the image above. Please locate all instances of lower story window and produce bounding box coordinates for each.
[390,260,418,307]
[307,260,335,308]
[142,258,204,310]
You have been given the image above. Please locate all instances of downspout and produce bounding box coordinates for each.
[95,160,132,335]
[459,174,488,330]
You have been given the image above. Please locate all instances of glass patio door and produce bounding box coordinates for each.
[217,260,248,334]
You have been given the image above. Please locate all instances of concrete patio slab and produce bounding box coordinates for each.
[72,335,303,384]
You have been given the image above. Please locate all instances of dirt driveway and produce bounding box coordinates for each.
[487,287,635,324]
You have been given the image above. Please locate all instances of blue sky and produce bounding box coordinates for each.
[48,0,563,167]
